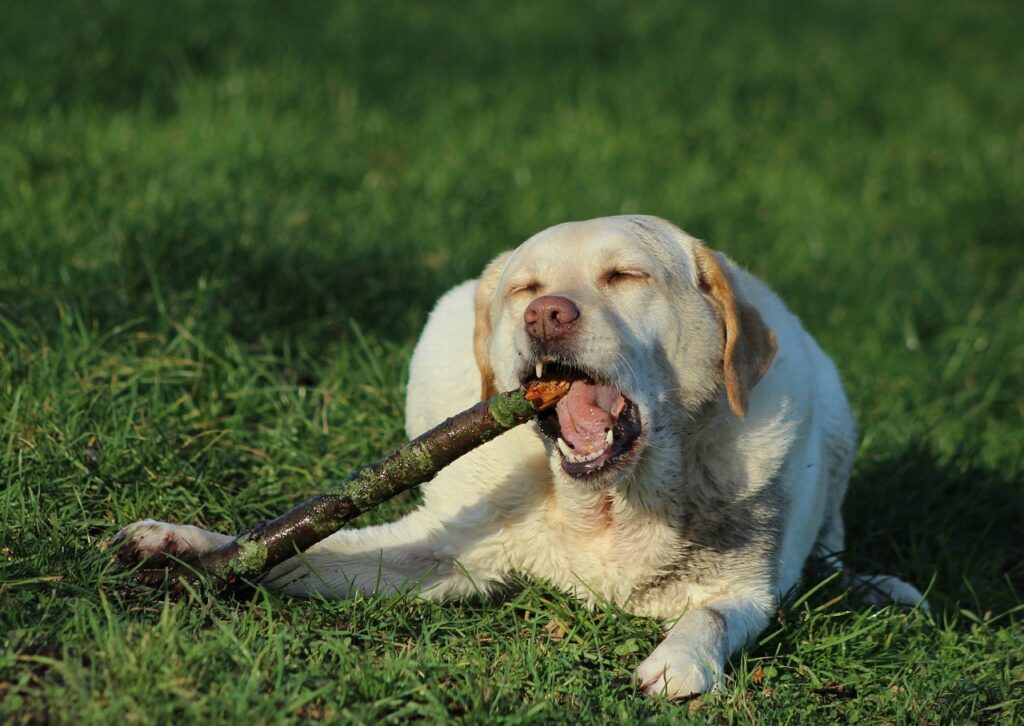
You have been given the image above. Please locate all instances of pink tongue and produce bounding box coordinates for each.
[555,381,626,454]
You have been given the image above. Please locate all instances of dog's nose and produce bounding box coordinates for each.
[524,295,580,346]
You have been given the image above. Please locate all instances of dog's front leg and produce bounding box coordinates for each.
[259,506,503,600]
[113,519,235,565]
[114,509,502,602]
[634,595,773,699]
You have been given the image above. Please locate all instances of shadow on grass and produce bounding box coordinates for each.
[115,232,453,343]
[843,442,1023,615]
[1,226,465,352]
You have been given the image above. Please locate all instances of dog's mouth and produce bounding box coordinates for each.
[521,360,643,479]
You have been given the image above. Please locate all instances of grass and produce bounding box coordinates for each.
[1,0,1022,721]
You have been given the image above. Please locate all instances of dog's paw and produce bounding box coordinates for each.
[853,574,930,610]
[112,519,196,569]
[634,642,724,699]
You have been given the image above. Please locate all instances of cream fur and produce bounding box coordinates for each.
[116,215,925,699]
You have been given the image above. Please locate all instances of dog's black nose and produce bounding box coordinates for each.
[524,295,580,347]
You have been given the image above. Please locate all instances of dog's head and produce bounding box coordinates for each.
[474,215,777,490]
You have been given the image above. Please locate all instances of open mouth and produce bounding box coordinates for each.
[521,360,642,478]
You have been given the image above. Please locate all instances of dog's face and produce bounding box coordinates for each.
[474,215,776,490]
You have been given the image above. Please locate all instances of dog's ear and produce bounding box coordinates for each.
[473,251,513,400]
[693,245,777,417]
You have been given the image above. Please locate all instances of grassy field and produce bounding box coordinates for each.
[1,0,1022,722]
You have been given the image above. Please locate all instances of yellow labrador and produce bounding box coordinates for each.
[117,216,924,698]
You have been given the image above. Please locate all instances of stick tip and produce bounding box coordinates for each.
[523,378,572,411]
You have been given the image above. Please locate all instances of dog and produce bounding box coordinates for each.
[115,215,925,698]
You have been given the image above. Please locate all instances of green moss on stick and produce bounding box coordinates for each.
[215,537,268,577]
[403,441,435,476]
[488,390,534,427]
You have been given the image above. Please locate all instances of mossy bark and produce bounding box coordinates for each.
[147,381,569,595]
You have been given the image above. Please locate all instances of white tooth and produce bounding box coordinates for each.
[556,437,573,457]
[605,429,614,446]
[563,447,604,464]
[536,360,544,379]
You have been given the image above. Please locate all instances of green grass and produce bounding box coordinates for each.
[1,0,1022,721]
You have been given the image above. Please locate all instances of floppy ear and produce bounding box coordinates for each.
[693,245,777,417]
[473,251,513,400]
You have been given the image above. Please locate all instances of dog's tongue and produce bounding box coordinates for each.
[555,380,626,454]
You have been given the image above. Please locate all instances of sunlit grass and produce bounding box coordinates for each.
[1,1,1021,722]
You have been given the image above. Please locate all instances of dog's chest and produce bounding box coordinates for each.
[530,491,690,606]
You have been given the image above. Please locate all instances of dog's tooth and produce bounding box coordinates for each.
[536,360,544,379]
[605,429,614,446]
[556,437,573,457]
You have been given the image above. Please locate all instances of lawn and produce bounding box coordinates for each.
[1,0,1022,722]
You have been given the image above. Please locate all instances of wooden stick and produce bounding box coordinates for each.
[133,379,570,595]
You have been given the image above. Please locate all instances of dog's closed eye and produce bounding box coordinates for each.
[602,269,650,286]
[508,281,542,298]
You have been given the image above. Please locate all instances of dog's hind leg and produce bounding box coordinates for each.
[812,479,928,610]
[845,572,928,608]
